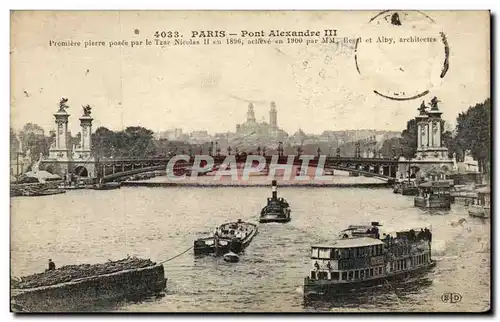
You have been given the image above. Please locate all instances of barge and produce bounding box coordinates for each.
[259,180,291,223]
[303,222,435,299]
[11,257,166,312]
[194,219,258,256]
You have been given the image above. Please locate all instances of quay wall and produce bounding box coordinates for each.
[11,264,166,312]
[122,181,391,188]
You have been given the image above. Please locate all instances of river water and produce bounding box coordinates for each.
[10,185,490,312]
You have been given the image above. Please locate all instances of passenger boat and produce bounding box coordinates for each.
[468,186,490,218]
[414,180,452,209]
[259,180,291,223]
[194,219,258,256]
[11,257,166,312]
[303,222,435,298]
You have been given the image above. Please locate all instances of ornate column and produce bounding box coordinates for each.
[49,98,71,160]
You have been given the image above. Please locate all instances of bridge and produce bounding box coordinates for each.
[95,155,398,183]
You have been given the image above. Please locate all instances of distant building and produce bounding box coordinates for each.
[233,102,288,148]
[455,151,479,173]
[188,130,213,144]
[157,128,188,141]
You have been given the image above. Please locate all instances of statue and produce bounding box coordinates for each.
[430,96,440,110]
[58,98,69,112]
[418,100,427,115]
[82,104,92,116]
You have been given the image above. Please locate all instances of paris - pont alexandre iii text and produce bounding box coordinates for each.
[188,29,338,38]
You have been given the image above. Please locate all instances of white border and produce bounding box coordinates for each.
[2,1,498,321]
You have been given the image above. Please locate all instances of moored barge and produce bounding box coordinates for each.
[259,180,291,223]
[303,222,435,298]
[194,219,258,256]
[11,257,167,312]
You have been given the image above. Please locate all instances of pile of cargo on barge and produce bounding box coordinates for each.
[11,257,167,312]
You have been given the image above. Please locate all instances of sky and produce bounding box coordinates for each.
[10,11,490,135]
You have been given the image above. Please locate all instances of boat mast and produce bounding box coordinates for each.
[272,180,278,200]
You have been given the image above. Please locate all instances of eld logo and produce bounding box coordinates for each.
[441,292,462,304]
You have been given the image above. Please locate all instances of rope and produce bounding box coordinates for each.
[158,246,193,264]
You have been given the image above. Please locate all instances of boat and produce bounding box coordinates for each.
[194,219,258,256]
[393,179,418,195]
[223,252,240,263]
[19,187,66,197]
[303,222,435,299]
[259,180,291,223]
[57,182,86,190]
[414,180,453,209]
[10,257,167,312]
[90,180,121,190]
[392,180,402,194]
[468,186,490,218]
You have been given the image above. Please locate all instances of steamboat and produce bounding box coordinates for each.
[193,219,258,258]
[259,180,291,223]
[414,180,452,209]
[303,222,435,298]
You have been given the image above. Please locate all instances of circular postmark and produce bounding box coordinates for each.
[355,10,450,101]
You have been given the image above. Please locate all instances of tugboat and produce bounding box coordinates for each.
[194,219,258,256]
[259,180,291,223]
[303,222,435,299]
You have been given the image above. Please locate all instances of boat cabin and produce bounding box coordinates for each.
[309,237,385,283]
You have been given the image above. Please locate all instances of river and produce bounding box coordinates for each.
[10,186,490,312]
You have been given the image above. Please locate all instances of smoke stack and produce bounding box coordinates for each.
[272,180,277,199]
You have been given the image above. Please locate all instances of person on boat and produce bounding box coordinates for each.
[48,259,56,271]
[314,261,320,270]
[417,229,425,240]
[424,228,432,242]
[409,229,416,241]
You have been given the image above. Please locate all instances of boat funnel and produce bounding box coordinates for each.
[272,180,277,199]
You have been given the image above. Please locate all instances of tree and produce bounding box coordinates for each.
[380,137,403,158]
[92,127,115,158]
[400,119,417,159]
[455,98,491,173]
[18,123,51,164]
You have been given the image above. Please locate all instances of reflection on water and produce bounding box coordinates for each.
[10,186,490,312]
